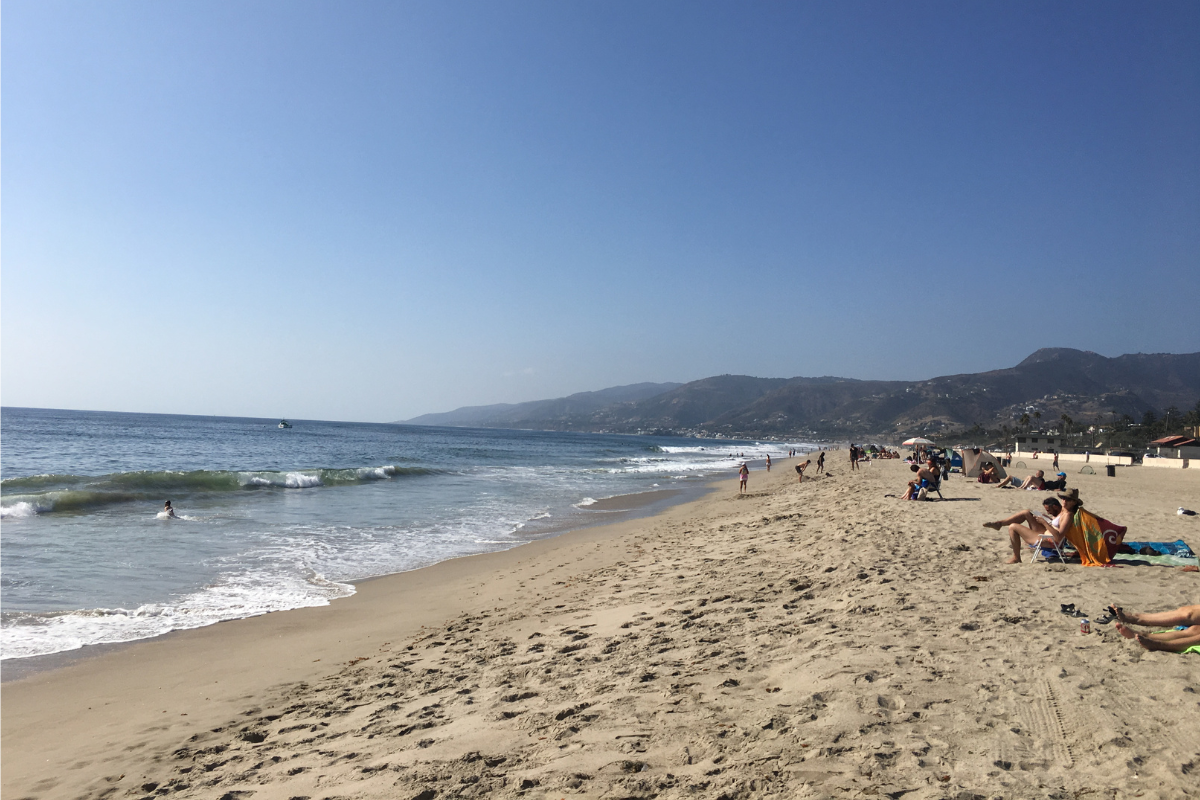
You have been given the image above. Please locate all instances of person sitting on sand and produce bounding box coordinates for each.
[996,469,1045,490]
[978,463,999,484]
[982,496,1068,563]
[1110,604,1200,654]
[738,463,749,493]
[795,459,811,483]
[162,500,178,519]
[902,463,939,500]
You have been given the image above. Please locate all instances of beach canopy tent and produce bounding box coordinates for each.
[902,437,935,447]
[960,449,1007,480]
[950,450,964,469]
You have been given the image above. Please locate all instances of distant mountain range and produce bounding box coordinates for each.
[401,349,1200,439]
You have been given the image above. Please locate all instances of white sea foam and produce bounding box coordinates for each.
[0,501,43,518]
[0,569,356,661]
[576,497,597,506]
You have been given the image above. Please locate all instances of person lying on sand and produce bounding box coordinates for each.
[995,469,1044,490]
[1040,472,1067,491]
[1110,604,1200,653]
[982,496,1067,563]
[902,463,939,500]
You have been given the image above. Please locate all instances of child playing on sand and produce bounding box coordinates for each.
[1110,604,1200,653]
[738,463,749,493]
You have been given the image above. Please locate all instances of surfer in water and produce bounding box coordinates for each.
[162,500,178,519]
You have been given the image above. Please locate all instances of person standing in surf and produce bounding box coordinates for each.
[162,500,178,519]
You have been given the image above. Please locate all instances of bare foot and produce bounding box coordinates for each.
[1004,555,1021,564]
[1109,604,1136,624]
[1115,622,1136,639]
[983,521,1003,530]
[1135,633,1178,653]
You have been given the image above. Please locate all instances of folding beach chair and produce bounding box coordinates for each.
[1027,533,1071,564]
[918,474,944,500]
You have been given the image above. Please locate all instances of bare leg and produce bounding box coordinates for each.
[1110,605,1200,627]
[1135,628,1200,653]
[1005,522,1054,563]
[984,510,1049,532]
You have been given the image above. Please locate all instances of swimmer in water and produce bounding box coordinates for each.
[163,500,178,519]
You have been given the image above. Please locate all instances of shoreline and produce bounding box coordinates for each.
[0,480,714,683]
[5,457,1197,799]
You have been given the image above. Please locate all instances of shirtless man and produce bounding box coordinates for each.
[982,496,1067,563]
[162,500,178,519]
[795,459,811,484]
[996,469,1044,490]
[902,463,939,500]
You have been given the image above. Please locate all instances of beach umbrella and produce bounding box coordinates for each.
[902,437,935,446]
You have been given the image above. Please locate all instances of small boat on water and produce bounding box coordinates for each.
[278,420,292,429]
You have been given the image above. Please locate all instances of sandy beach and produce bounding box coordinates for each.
[4,456,1198,799]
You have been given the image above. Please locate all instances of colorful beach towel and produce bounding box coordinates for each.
[1064,509,1127,567]
[1114,540,1198,568]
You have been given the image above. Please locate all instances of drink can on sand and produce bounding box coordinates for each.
[1080,619,1091,635]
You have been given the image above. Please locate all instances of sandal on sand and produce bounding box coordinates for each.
[1060,603,1087,618]
[1094,611,1116,625]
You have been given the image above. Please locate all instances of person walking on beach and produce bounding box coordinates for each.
[1053,451,1060,471]
[738,463,749,493]
[765,455,772,472]
[816,451,825,473]
[849,445,859,471]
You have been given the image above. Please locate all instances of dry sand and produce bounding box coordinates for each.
[3,457,1199,799]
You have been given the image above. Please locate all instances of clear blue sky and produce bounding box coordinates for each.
[4,1,1198,422]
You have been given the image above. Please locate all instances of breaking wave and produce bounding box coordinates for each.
[0,465,438,516]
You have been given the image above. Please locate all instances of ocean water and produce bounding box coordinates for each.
[1,407,806,661]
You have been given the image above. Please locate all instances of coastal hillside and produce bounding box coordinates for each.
[403,349,1200,438]
[402,382,682,428]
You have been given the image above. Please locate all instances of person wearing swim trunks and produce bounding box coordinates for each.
[795,459,811,484]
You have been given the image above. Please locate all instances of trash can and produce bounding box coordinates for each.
[1106,465,1116,477]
